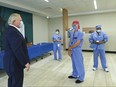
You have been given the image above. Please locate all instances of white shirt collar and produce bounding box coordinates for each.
[9,24,20,32]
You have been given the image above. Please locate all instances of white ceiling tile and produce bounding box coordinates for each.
[1,0,116,17]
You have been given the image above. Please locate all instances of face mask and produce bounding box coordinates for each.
[20,21,24,28]
[72,25,77,29]
[96,30,101,32]
[56,31,59,34]
[20,21,25,38]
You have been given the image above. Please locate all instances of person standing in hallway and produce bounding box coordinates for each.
[68,20,85,83]
[52,29,62,61]
[3,13,30,87]
[89,25,109,72]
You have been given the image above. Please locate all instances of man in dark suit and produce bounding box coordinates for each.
[3,13,30,87]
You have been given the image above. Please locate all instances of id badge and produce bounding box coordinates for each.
[58,44,60,47]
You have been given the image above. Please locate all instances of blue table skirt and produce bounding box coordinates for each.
[0,43,53,69]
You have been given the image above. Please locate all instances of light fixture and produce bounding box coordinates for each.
[94,0,97,10]
[46,16,49,19]
[60,8,63,12]
[44,0,49,2]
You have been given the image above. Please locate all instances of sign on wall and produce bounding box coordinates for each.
[83,27,96,34]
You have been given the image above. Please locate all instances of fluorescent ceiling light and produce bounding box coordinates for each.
[60,8,63,12]
[46,16,49,19]
[94,0,97,10]
[44,0,49,2]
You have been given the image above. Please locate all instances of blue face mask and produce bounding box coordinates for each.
[72,25,77,29]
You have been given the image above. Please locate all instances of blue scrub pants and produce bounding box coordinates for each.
[93,49,107,69]
[53,43,62,60]
[71,48,85,81]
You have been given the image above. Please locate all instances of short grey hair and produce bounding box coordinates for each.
[8,13,20,25]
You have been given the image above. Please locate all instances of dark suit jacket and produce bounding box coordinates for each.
[3,25,30,76]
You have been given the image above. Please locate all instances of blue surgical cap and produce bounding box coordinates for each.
[96,25,101,28]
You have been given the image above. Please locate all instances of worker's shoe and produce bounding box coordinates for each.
[54,58,57,60]
[75,80,83,83]
[58,59,62,62]
[104,68,109,72]
[93,67,97,71]
[68,75,77,79]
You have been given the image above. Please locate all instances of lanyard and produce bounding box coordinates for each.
[73,31,75,40]
[71,31,75,44]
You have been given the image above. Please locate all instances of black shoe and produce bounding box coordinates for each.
[75,80,83,83]
[68,75,77,79]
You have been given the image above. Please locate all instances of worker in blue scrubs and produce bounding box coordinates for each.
[89,25,109,72]
[52,29,62,61]
[68,20,85,83]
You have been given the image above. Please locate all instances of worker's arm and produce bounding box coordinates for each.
[68,40,81,50]
[68,32,83,50]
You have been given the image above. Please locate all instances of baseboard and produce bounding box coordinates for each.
[105,51,116,53]
[65,49,116,53]
[82,50,116,53]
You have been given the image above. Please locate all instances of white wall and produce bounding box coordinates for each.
[48,12,116,51]
[33,14,49,44]
[69,13,116,51]
[1,0,116,51]
[48,18,63,42]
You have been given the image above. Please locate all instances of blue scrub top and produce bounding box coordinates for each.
[69,30,84,48]
[89,31,108,50]
[52,34,62,44]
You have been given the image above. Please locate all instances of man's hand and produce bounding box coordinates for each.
[96,40,105,44]
[68,47,72,57]
[68,47,72,51]
[25,63,30,71]
[56,40,62,42]
[93,40,105,44]
[53,40,57,42]
[68,50,72,57]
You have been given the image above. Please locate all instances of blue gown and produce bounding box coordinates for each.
[52,34,62,60]
[89,31,108,69]
[69,30,85,81]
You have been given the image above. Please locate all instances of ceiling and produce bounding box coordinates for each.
[0,0,116,18]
